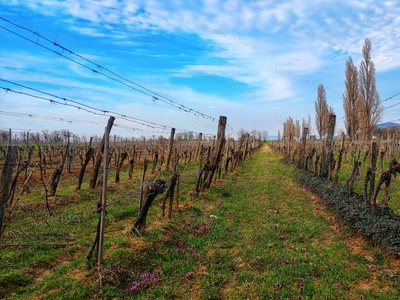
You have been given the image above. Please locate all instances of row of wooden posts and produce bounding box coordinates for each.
[86,115,264,265]
[270,113,400,209]
[0,115,263,266]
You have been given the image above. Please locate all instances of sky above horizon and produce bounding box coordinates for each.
[1,0,400,140]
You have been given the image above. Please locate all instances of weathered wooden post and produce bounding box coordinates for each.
[113,134,117,167]
[202,116,227,189]
[369,141,378,204]
[0,146,18,234]
[165,128,175,168]
[195,133,202,162]
[321,113,335,180]
[300,126,308,169]
[335,133,346,183]
[67,131,71,174]
[89,117,115,189]
[98,124,110,266]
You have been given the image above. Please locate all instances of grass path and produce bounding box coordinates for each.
[172,144,400,299]
[5,144,400,299]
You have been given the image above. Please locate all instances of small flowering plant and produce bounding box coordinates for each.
[127,269,162,293]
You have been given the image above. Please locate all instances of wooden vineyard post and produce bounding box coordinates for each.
[139,159,149,211]
[67,131,71,173]
[212,135,216,150]
[300,126,308,169]
[0,146,18,234]
[202,116,227,190]
[113,135,117,167]
[175,176,180,210]
[242,134,249,162]
[89,117,115,189]
[128,146,135,180]
[98,125,110,266]
[195,133,202,162]
[141,182,150,213]
[165,128,175,168]
[380,144,386,173]
[322,113,336,180]
[173,148,179,210]
[86,117,114,266]
[369,141,378,205]
[335,133,345,184]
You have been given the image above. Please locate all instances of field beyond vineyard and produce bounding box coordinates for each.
[1,143,400,299]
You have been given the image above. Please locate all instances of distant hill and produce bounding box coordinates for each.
[376,122,400,129]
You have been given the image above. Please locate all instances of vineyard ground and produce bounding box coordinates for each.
[1,144,400,299]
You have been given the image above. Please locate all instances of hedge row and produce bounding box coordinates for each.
[294,169,400,256]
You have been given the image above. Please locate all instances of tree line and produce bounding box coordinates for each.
[281,38,384,141]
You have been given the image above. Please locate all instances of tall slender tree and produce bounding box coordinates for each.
[358,38,383,140]
[283,117,295,140]
[295,120,301,140]
[343,56,359,141]
[315,84,329,138]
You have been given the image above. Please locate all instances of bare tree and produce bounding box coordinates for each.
[261,130,268,141]
[358,39,383,140]
[295,120,301,140]
[237,128,248,139]
[315,84,329,138]
[284,117,295,140]
[343,56,359,141]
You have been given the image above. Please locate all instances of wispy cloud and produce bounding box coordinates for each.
[274,18,344,49]
[186,17,257,50]
[274,66,343,97]
[99,19,170,49]
[186,67,257,98]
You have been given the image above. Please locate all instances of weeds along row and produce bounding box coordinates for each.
[269,114,400,255]
[0,117,263,296]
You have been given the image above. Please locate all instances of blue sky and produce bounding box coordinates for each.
[1,0,400,139]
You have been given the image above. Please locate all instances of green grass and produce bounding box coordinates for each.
[1,144,400,299]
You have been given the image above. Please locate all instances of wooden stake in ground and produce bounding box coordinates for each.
[139,159,149,211]
[369,141,378,204]
[86,118,114,266]
[89,117,115,189]
[98,123,111,266]
[299,126,308,169]
[202,116,227,190]
[162,173,180,219]
[165,128,175,168]
[128,146,135,180]
[321,113,336,180]
[334,133,345,184]
[195,133,202,162]
[0,146,18,235]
